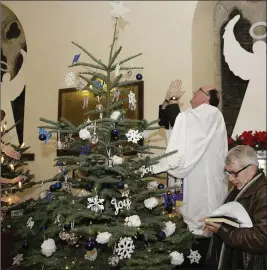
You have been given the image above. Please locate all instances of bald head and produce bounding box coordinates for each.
[190,86,220,108]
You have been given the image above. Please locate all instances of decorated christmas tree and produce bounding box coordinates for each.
[1,109,34,206]
[9,3,194,269]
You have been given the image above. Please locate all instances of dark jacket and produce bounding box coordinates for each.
[208,171,267,270]
[158,104,180,129]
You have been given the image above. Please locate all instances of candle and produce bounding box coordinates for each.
[8,196,12,205]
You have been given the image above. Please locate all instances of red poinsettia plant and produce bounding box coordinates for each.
[228,131,267,151]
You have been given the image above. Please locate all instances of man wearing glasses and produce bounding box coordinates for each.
[154,80,228,236]
[202,145,267,270]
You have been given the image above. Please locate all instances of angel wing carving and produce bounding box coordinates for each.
[223,15,266,136]
[1,49,27,145]
[223,15,254,81]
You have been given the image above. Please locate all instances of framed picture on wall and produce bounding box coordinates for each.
[57,80,144,156]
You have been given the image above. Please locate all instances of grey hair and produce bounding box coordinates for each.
[225,145,259,167]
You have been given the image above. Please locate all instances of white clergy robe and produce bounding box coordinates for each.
[154,104,228,235]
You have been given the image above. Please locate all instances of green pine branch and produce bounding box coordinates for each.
[72,41,108,70]
[79,71,108,84]
[69,62,106,71]
[111,53,142,70]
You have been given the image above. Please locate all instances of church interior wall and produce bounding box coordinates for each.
[1,1,198,198]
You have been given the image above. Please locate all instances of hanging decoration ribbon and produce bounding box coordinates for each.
[1,143,21,160]
[0,175,26,184]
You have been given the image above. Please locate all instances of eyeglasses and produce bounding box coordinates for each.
[224,164,252,177]
[198,88,210,96]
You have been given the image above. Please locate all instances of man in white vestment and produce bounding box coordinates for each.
[155,80,228,236]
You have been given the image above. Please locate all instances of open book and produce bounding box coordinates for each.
[205,201,253,228]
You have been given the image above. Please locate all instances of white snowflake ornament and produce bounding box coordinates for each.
[12,254,23,265]
[76,77,87,90]
[87,195,105,212]
[65,72,76,86]
[187,249,201,264]
[125,129,142,144]
[27,217,34,229]
[115,237,135,259]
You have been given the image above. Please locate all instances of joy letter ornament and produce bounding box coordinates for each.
[111,197,131,215]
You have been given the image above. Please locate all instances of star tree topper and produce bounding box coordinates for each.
[110,1,130,19]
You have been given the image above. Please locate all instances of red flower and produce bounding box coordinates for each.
[228,137,234,145]
[254,131,267,143]
[238,131,255,147]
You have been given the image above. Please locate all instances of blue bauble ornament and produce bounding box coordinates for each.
[136,73,143,80]
[39,133,46,141]
[55,182,62,190]
[158,183,164,189]
[157,231,166,240]
[86,183,94,190]
[85,240,95,251]
[64,223,71,231]
[50,184,57,192]
[56,160,64,167]
[111,129,119,138]
[41,225,46,231]
[22,240,29,248]
[117,180,124,189]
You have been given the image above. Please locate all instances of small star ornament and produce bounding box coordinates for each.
[110,1,130,19]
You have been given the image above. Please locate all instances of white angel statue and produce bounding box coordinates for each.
[223,15,266,137]
[1,49,28,145]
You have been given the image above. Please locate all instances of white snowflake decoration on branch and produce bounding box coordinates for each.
[12,254,23,265]
[65,72,76,86]
[87,195,105,212]
[76,77,87,91]
[187,249,201,264]
[27,217,34,229]
[115,237,135,259]
[125,129,142,144]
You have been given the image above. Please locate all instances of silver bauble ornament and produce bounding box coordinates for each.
[59,231,70,241]
[108,255,120,267]
[66,232,78,245]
